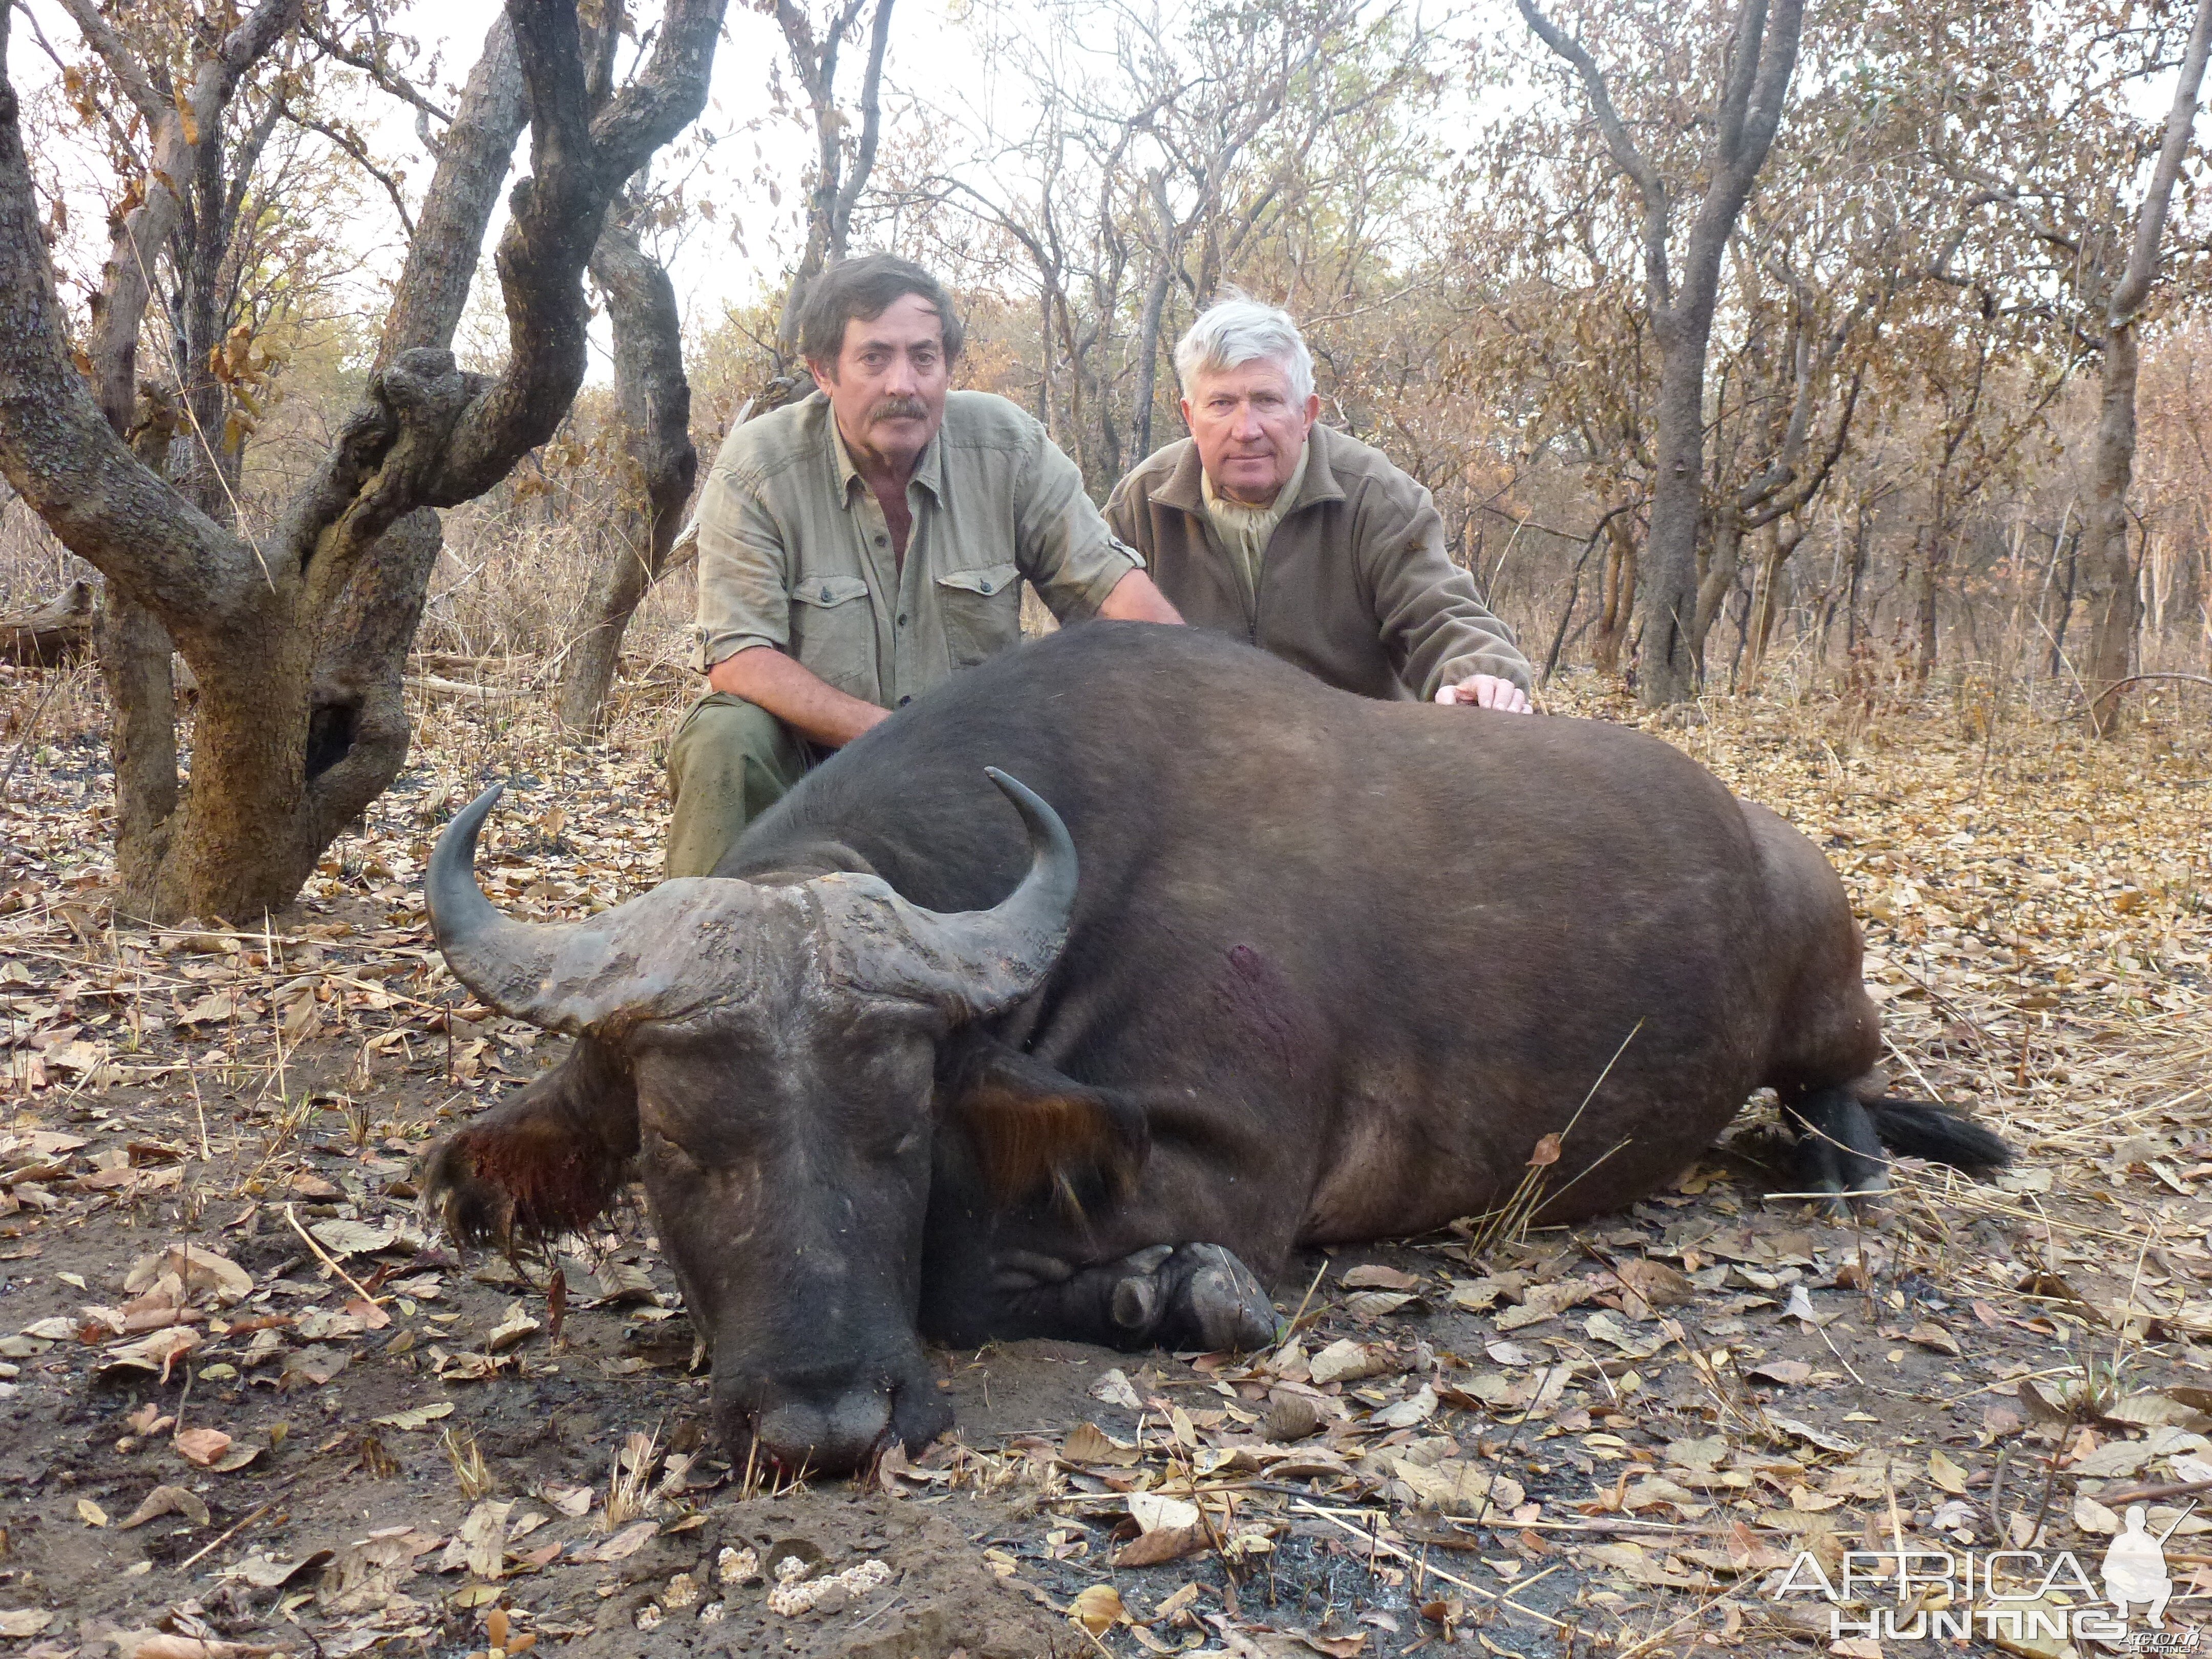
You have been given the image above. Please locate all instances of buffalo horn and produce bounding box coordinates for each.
[426,784,775,1035]
[826,768,1079,1015]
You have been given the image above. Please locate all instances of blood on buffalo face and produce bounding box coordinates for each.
[420,773,1076,1475]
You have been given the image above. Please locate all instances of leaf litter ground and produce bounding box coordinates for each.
[0,665,2208,1658]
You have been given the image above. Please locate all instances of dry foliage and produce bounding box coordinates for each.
[0,660,2206,1654]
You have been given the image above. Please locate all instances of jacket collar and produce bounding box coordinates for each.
[1156,423,1348,518]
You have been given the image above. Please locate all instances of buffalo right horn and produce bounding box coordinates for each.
[426,784,790,1035]
[810,768,1080,1017]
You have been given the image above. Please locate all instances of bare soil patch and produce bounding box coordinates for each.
[2,667,2208,1656]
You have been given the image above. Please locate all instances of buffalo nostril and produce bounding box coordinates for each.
[752,1391,892,1476]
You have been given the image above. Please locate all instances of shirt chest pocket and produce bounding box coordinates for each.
[788,573,875,696]
[934,561,1023,669]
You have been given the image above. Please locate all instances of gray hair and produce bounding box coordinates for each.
[1173,293,1315,402]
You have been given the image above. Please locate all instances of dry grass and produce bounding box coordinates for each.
[3,612,2209,1655]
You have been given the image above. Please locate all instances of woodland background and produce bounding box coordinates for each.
[7,0,2212,884]
[2,3,2211,1653]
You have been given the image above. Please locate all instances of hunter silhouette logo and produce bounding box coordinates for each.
[2104,1503,2185,1629]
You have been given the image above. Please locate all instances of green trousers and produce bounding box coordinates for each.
[663,693,817,880]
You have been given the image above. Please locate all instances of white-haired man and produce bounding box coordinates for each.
[1107,296,1533,710]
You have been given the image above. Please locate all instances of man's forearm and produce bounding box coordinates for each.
[1097,568,1184,624]
[707,647,888,748]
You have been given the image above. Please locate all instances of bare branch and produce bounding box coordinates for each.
[302,19,456,126]
[1517,0,1672,309]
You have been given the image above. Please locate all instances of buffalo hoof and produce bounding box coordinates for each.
[1109,1242,1279,1353]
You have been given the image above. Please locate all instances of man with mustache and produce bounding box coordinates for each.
[1108,295,1532,712]
[669,255,1182,877]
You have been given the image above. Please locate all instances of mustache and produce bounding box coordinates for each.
[869,396,930,422]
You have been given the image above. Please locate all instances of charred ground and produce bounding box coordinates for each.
[1,665,2207,1657]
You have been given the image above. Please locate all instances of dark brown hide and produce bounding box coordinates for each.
[422,623,2003,1472]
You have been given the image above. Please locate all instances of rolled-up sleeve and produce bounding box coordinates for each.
[1364,481,1532,698]
[1014,428,1143,622]
[690,464,793,673]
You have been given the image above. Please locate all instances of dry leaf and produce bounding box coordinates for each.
[1927,1447,1970,1494]
[1089,1367,1142,1410]
[1115,1526,1205,1567]
[1068,1583,1125,1634]
[0,1610,54,1637]
[97,1326,200,1382]
[1906,1320,1962,1356]
[1339,1264,1420,1291]
[1309,1338,1390,1385]
[372,1401,456,1431]
[585,1520,659,1562]
[174,1427,233,1467]
[119,1484,210,1529]
[1128,1493,1202,1534]
[1062,1421,1138,1465]
[1265,1393,1326,1442]
[77,1497,109,1527]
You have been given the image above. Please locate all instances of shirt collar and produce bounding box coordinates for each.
[826,397,946,510]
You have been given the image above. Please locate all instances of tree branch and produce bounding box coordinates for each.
[286,107,417,240]
[1517,0,1672,310]
[2113,0,2212,324]
[302,18,456,126]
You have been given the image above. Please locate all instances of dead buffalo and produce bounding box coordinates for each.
[419,622,2004,1473]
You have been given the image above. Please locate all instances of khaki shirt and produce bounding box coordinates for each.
[1107,423,1530,701]
[689,391,1142,710]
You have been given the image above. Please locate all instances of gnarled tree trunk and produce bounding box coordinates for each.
[555,214,699,732]
[0,0,730,920]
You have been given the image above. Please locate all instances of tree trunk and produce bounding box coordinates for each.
[1130,245,1173,466]
[1739,519,1798,692]
[1912,522,1947,684]
[1591,508,1636,675]
[556,215,698,732]
[2082,0,2212,732]
[0,0,729,921]
[1691,493,1742,659]
[1639,322,1716,703]
[99,385,182,905]
[2080,324,2146,731]
[1519,0,1805,709]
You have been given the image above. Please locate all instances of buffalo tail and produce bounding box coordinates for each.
[1867,1098,2011,1172]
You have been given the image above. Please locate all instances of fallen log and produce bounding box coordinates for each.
[0,580,93,668]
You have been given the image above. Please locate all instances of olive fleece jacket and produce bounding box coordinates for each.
[1105,422,1532,700]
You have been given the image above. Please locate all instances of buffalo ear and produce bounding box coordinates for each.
[946,1040,1148,1211]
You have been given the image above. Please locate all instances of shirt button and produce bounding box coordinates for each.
[897,695,912,707]
[874,535,887,547]
[897,614,908,627]
[979,581,994,594]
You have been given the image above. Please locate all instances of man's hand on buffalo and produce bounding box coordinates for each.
[1436,673,1532,713]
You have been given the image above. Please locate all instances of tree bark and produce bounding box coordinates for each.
[556,214,698,731]
[2082,0,2212,734]
[0,0,729,920]
[1739,520,1800,691]
[1591,506,1637,675]
[1520,0,1805,707]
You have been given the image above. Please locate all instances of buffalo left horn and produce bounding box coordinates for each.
[812,767,1079,1016]
[424,770,1078,1035]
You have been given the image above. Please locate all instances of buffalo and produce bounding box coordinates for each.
[420,622,2005,1474]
